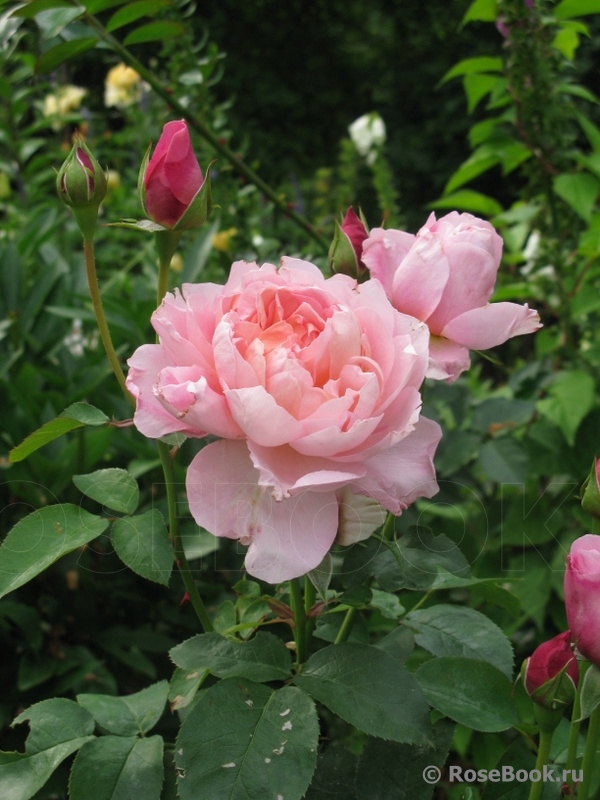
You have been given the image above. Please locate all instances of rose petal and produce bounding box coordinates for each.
[186,440,339,583]
[440,302,542,349]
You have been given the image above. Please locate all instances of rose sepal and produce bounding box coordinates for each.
[171,162,214,231]
[581,458,600,522]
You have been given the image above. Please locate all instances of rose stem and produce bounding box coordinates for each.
[156,439,213,632]
[304,575,317,641]
[289,577,308,668]
[334,512,396,645]
[527,723,555,800]
[578,704,600,800]
[565,659,589,795]
[154,248,214,633]
[83,234,129,400]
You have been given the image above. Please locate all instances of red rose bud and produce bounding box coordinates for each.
[522,631,579,710]
[56,140,107,238]
[581,458,600,521]
[328,206,369,279]
[140,119,211,231]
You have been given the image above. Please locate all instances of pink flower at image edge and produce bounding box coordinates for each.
[564,534,600,666]
[361,211,541,381]
[126,258,442,583]
[143,119,204,228]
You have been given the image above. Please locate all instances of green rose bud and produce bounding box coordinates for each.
[581,459,600,522]
[56,140,107,238]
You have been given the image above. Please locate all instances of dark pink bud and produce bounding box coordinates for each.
[522,631,578,709]
[141,120,205,229]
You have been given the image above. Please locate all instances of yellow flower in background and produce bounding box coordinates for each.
[104,63,141,109]
[212,227,237,252]
[43,85,87,130]
[106,170,121,191]
[170,253,184,273]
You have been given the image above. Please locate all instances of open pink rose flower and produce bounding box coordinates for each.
[142,120,204,229]
[361,211,541,381]
[126,258,441,583]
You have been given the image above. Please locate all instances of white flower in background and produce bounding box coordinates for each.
[104,63,142,109]
[349,112,386,165]
[63,319,98,357]
[42,85,87,130]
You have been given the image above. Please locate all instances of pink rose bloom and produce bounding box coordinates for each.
[565,534,600,666]
[142,120,204,228]
[126,258,441,583]
[361,211,541,381]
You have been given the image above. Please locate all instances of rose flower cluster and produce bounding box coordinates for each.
[125,121,541,584]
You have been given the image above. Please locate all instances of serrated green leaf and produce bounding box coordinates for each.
[1,698,95,800]
[441,56,503,84]
[0,739,94,800]
[168,667,209,711]
[34,38,97,74]
[0,506,108,600]
[536,370,595,445]
[63,402,110,426]
[553,172,600,221]
[9,402,107,463]
[555,0,600,18]
[106,0,171,31]
[11,0,73,19]
[170,631,292,682]
[464,73,502,113]
[295,643,432,744]
[123,19,183,44]
[13,698,95,754]
[355,718,455,800]
[111,510,174,586]
[577,663,600,720]
[34,6,85,38]
[77,681,168,735]
[9,417,83,463]
[405,604,514,678]
[175,680,319,800]
[73,469,139,515]
[430,190,504,217]
[445,146,500,194]
[554,26,581,59]
[462,0,497,25]
[69,735,164,800]
[304,743,358,800]
[479,438,530,483]
[415,657,519,732]
[84,0,128,12]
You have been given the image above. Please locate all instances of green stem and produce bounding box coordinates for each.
[527,726,555,800]
[304,575,317,641]
[83,235,130,401]
[289,577,308,667]
[578,705,600,800]
[157,439,213,632]
[566,659,590,795]
[335,512,397,645]
[334,606,358,645]
[81,11,329,252]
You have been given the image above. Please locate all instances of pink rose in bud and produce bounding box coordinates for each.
[328,207,369,278]
[565,534,600,666]
[522,631,579,708]
[341,207,369,266]
[126,258,441,583]
[362,211,541,381]
[143,120,204,228]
